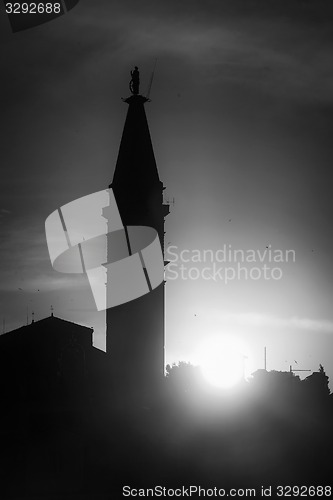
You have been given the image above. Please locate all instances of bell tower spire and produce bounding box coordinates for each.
[106,67,169,405]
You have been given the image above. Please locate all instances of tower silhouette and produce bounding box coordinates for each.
[105,68,169,404]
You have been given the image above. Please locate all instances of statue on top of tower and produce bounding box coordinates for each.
[129,66,140,95]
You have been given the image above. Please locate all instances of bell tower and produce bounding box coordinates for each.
[106,68,169,404]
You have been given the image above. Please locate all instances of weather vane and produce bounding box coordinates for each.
[129,66,140,95]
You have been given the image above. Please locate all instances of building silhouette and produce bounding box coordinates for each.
[0,68,169,495]
[105,74,169,405]
[0,67,168,411]
[0,314,95,410]
[0,315,98,495]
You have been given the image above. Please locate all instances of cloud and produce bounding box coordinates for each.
[2,0,333,114]
[65,4,333,104]
[116,18,333,103]
[0,216,86,293]
[0,209,11,219]
[207,310,333,334]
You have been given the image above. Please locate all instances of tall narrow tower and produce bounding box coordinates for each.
[106,68,169,404]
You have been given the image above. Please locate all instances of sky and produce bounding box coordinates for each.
[1,0,333,386]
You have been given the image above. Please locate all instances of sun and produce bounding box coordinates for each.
[197,335,248,389]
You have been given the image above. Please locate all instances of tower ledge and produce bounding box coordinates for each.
[122,94,150,104]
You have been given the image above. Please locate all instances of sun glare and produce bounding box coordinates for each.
[198,335,249,389]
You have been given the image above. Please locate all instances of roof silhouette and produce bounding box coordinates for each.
[1,314,93,337]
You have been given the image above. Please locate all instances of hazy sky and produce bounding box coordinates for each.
[1,1,333,385]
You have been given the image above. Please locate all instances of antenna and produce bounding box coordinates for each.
[146,58,157,100]
[50,305,54,317]
[289,365,311,374]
